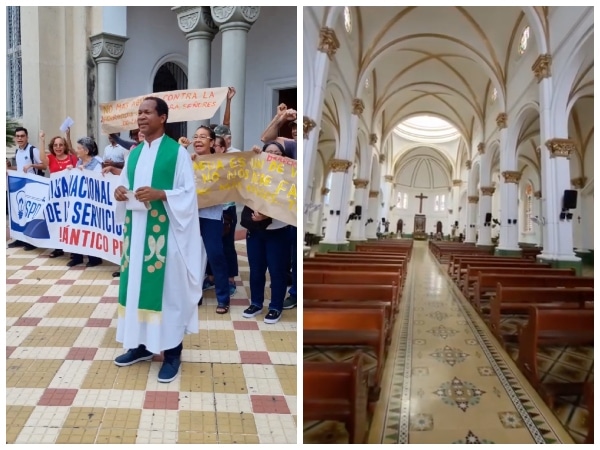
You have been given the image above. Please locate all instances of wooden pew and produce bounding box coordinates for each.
[304,351,369,444]
[304,306,387,402]
[459,262,549,293]
[517,307,594,404]
[472,273,588,312]
[304,262,404,291]
[489,285,594,344]
[448,254,525,278]
[311,255,406,281]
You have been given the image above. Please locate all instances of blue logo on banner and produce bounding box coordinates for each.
[8,176,50,239]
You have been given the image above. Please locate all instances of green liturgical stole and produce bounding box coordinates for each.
[118,136,179,323]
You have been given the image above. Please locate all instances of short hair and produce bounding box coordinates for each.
[77,136,99,157]
[15,127,28,136]
[196,125,216,141]
[144,96,169,121]
[48,136,69,156]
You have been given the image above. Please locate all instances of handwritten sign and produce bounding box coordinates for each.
[193,151,297,226]
[99,87,229,134]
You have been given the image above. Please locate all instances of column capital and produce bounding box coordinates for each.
[369,190,379,198]
[571,176,587,189]
[379,154,385,164]
[468,196,479,204]
[480,186,496,196]
[320,187,330,196]
[452,179,463,186]
[532,53,552,83]
[501,170,521,184]
[318,27,340,60]
[328,158,353,173]
[353,178,369,189]
[465,159,472,170]
[384,175,394,183]
[210,6,260,32]
[369,133,378,145]
[90,32,129,63]
[496,113,507,129]
[352,98,365,116]
[303,116,317,140]
[534,190,542,199]
[173,6,218,39]
[545,138,576,159]
[477,142,485,154]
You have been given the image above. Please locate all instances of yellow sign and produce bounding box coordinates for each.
[99,87,229,133]
[193,151,297,226]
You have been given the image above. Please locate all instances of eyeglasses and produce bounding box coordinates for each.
[193,135,212,140]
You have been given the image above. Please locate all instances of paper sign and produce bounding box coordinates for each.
[59,116,74,133]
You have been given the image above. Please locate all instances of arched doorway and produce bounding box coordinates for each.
[153,61,187,140]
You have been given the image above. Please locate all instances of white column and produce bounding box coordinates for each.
[534,190,543,247]
[477,187,495,245]
[303,27,339,222]
[451,179,462,226]
[315,187,328,236]
[497,171,521,251]
[322,160,353,244]
[366,190,379,239]
[350,179,369,241]
[466,196,478,243]
[174,7,217,133]
[90,32,128,152]
[380,175,394,222]
[211,6,260,150]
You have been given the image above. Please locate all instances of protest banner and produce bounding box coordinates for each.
[8,150,297,262]
[99,87,229,134]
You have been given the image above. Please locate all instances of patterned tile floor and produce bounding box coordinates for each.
[6,238,297,444]
[304,241,588,444]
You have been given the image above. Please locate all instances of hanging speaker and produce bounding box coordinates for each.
[563,190,578,210]
[455,221,459,227]
[485,212,492,223]
[355,205,362,216]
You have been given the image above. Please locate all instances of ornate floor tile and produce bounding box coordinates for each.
[409,413,433,431]
[433,377,485,412]
[498,411,525,429]
[452,430,495,444]
[429,346,469,367]
[426,325,459,340]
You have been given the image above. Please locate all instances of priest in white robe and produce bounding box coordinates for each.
[112,96,206,383]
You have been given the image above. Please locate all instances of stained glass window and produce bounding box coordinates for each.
[344,7,352,33]
[518,26,530,55]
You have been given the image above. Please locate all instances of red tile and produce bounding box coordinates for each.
[66,347,98,360]
[100,296,118,303]
[230,298,250,306]
[234,229,247,241]
[56,279,75,285]
[232,321,259,331]
[235,280,244,286]
[69,266,86,270]
[13,317,42,326]
[240,351,271,364]
[250,395,290,414]
[143,391,179,410]
[38,388,78,406]
[111,280,121,285]
[86,318,112,327]
[6,279,20,284]
[237,251,247,257]
[7,346,17,358]
[38,296,61,303]
[22,266,38,270]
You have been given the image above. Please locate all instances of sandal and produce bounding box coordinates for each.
[49,249,64,258]
[216,304,230,315]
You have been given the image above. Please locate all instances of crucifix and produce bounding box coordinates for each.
[415,192,428,213]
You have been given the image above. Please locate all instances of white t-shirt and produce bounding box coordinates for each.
[15,144,42,173]
[103,143,126,163]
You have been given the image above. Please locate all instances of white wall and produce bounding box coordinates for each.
[116,6,297,150]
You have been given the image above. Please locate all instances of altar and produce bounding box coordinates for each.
[413,214,427,240]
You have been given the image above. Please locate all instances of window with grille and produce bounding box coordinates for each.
[7,6,23,118]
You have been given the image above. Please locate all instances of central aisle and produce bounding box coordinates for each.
[367,240,574,444]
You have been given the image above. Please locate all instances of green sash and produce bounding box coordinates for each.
[118,136,179,323]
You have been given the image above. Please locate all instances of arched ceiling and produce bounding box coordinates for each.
[394,147,452,190]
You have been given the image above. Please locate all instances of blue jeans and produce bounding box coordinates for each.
[288,226,297,297]
[199,217,230,306]
[246,226,290,313]
[222,205,239,278]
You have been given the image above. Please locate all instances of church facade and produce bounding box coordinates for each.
[7,6,297,153]
[303,6,593,271]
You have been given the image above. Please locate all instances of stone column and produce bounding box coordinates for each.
[477,187,495,246]
[466,196,478,243]
[497,170,521,253]
[174,7,218,133]
[570,176,587,252]
[366,190,379,239]
[349,179,369,243]
[90,32,128,151]
[451,179,462,228]
[304,28,339,210]
[315,187,329,236]
[380,175,394,223]
[210,6,260,149]
[534,190,543,247]
[321,159,353,248]
[304,117,318,220]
